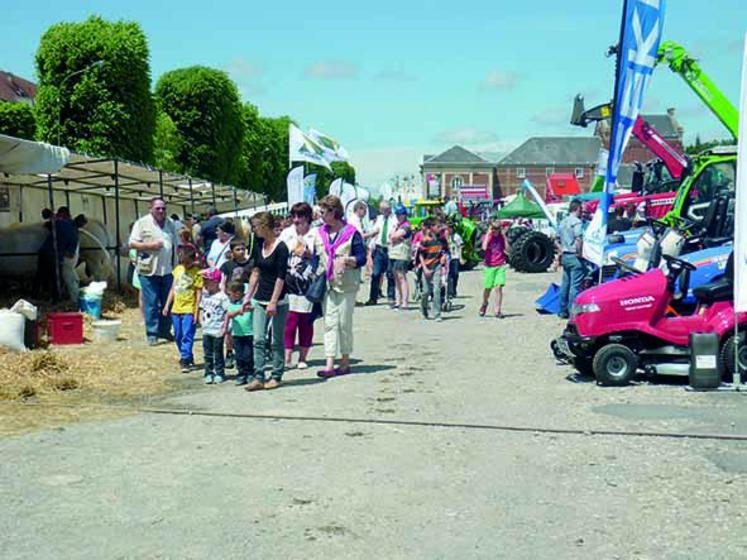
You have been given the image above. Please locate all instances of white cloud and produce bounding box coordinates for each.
[226,58,266,96]
[432,127,499,145]
[479,69,519,90]
[304,61,358,80]
[373,69,418,83]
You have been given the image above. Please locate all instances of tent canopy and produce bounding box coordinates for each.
[0,134,70,174]
[495,190,545,219]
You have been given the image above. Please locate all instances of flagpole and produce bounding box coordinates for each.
[598,0,630,286]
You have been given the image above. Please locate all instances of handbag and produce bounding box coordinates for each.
[304,272,327,304]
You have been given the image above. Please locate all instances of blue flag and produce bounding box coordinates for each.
[584,0,666,265]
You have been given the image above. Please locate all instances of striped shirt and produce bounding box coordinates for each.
[419,233,447,270]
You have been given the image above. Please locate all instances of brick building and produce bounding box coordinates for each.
[495,137,601,198]
[420,146,502,200]
[421,109,685,200]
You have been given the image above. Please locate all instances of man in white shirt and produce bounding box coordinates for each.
[129,197,178,345]
[364,200,396,306]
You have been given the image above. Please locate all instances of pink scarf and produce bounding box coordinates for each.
[319,223,357,280]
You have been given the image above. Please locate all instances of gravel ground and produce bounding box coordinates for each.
[2,267,747,559]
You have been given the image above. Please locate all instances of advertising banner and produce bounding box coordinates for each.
[287,166,305,206]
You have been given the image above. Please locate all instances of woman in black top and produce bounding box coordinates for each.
[245,212,290,391]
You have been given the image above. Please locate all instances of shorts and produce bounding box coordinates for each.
[390,259,410,274]
[483,265,506,289]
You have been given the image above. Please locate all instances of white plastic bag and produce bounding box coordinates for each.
[0,310,26,351]
[81,281,107,298]
[10,299,38,321]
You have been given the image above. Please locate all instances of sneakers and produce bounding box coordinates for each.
[245,379,264,392]
[297,361,309,370]
[214,375,225,384]
[225,352,236,370]
[235,376,248,386]
[435,316,443,322]
[264,378,281,390]
[204,375,214,384]
[180,360,191,373]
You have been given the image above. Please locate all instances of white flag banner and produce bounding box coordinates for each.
[289,124,332,170]
[735,33,747,313]
[340,182,358,213]
[287,166,305,206]
[329,178,343,198]
[308,129,350,163]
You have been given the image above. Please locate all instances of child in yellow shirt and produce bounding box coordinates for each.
[163,245,203,371]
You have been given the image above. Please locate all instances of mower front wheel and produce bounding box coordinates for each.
[593,343,638,386]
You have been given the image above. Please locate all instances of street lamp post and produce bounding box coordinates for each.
[56,60,105,147]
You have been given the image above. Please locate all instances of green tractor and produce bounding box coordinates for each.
[408,199,483,269]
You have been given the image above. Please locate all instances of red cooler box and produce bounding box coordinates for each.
[47,312,84,345]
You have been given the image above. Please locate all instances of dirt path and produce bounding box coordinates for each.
[2,268,747,559]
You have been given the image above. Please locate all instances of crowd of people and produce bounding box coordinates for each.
[126,194,512,390]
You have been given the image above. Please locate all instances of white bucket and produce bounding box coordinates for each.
[91,320,121,343]
[0,310,26,351]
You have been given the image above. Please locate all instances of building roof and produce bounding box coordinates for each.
[424,145,487,164]
[499,137,601,166]
[640,113,679,138]
[0,71,36,103]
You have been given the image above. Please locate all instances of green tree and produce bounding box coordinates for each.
[685,137,736,155]
[152,110,180,173]
[237,105,293,201]
[155,66,244,184]
[34,16,155,161]
[312,161,357,197]
[0,102,36,140]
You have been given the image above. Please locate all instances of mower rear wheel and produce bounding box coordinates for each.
[593,343,638,386]
[720,332,747,380]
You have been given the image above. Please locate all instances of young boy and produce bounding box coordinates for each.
[418,218,448,321]
[220,239,254,369]
[480,220,510,318]
[162,245,202,372]
[446,222,463,298]
[199,268,229,384]
[225,280,254,386]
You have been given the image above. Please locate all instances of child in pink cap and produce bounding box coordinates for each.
[199,268,229,384]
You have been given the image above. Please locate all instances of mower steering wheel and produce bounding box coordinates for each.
[662,254,697,272]
[611,257,642,276]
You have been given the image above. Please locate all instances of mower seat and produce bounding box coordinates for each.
[693,251,734,304]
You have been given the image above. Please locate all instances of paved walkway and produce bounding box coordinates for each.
[2,269,747,559]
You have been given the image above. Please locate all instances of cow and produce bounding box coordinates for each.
[0,219,114,284]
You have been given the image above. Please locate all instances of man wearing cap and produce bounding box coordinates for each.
[364,200,397,306]
[129,197,179,345]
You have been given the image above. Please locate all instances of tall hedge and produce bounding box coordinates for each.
[155,66,244,184]
[34,16,155,161]
[0,102,36,140]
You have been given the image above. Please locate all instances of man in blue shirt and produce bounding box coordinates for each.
[557,199,585,319]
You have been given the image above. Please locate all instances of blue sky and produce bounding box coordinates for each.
[2,0,746,187]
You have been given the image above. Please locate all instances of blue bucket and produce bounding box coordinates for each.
[79,295,103,319]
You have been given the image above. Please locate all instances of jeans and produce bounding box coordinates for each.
[420,265,443,319]
[203,333,225,377]
[447,259,460,297]
[369,246,394,303]
[233,335,254,380]
[253,302,288,382]
[140,274,173,339]
[559,254,585,315]
[171,313,196,363]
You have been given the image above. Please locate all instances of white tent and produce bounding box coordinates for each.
[0,134,69,174]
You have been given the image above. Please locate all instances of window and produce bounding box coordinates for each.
[545,167,555,177]
[451,176,464,190]
[691,161,736,205]
[516,167,526,179]
[575,167,584,179]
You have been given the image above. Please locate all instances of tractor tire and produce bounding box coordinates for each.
[720,332,747,381]
[593,343,638,386]
[506,226,530,246]
[509,230,556,273]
